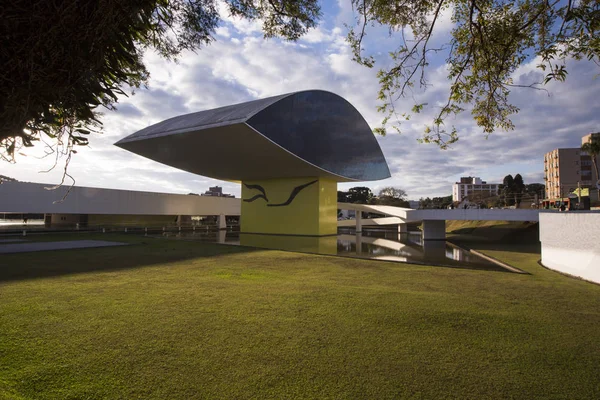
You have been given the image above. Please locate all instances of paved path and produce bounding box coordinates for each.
[0,240,127,254]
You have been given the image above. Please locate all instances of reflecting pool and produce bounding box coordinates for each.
[159,229,512,272]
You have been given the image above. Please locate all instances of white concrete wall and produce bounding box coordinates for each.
[411,208,538,222]
[540,211,600,284]
[50,213,84,226]
[338,203,539,222]
[0,182,241,216]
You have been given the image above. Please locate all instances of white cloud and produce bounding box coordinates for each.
[215,26,231,38]
[301,26,331,43]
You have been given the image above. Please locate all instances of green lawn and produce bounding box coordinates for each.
[1,234,599,399]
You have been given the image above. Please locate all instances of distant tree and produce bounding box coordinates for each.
[525,183,545,195]
[502,175,515,206]
[347,186,373,204]
[375,186,409,207]
[525,183,545,202]
[431,195,453,209]
[581,139,600,184]
[492,197,504,209]
[378,187,407,200]
[466,192,496,208]
[337,190,350,203]
[378,198,410,208]
[513,174,525,207]
[419,197,432,209]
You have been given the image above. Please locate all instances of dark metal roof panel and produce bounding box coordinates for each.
[247,91,390,181]
[116,93,291,143]
[115,90,391,182]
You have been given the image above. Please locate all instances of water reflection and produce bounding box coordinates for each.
[162,229,510,272]
[335,231,505,271]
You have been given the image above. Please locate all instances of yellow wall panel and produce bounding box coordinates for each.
[239,234,337,255]
[241,177,337,236]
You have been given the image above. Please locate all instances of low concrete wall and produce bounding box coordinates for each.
[540,211,600,284]
[412,208,539,222]
[0,182,241,216]
[337,203,539,222]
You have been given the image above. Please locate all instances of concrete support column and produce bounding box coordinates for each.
[398,223,408,234]
[356,212,362,233]
[217,214,227,230]
[422,220,446,240]
[422,240,447,258]
[355,233,363,255]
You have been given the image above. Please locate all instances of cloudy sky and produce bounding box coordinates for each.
[3,1,600,200]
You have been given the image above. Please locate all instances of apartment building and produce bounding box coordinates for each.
[452,177,500,202]
[544,133,600,200]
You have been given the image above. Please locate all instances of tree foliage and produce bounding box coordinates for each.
[525,183,545,198]
[378,186,407,199]
[348,0,600,148]
[375,186,409,207]
[349,186,375,203]
[0,0,320,161]
[501,173,528,206]
[338,186,375,204]
[502,174,515,206]
[513,173,525,206]
[420,195,452,209]
[338,190,350,203]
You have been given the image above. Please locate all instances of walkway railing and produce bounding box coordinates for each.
[0,223,240,238]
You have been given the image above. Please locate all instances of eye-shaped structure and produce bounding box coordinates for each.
[115,90,390,182]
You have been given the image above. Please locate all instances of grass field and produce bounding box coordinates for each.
[1,233,599,399]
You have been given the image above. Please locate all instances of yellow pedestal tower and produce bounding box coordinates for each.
[241,177,337,236]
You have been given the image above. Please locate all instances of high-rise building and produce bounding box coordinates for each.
[452,177,500,202]
[544,133,600,200]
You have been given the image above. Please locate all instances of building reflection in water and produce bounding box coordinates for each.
[167,229,510,272]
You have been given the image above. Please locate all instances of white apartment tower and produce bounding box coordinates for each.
[452,177,500,202]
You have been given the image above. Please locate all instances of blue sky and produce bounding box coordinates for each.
[4,1,599,200]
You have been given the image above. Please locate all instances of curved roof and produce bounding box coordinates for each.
[115,90,390,182]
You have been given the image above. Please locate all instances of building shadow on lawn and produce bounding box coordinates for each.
[0,237,258,283]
